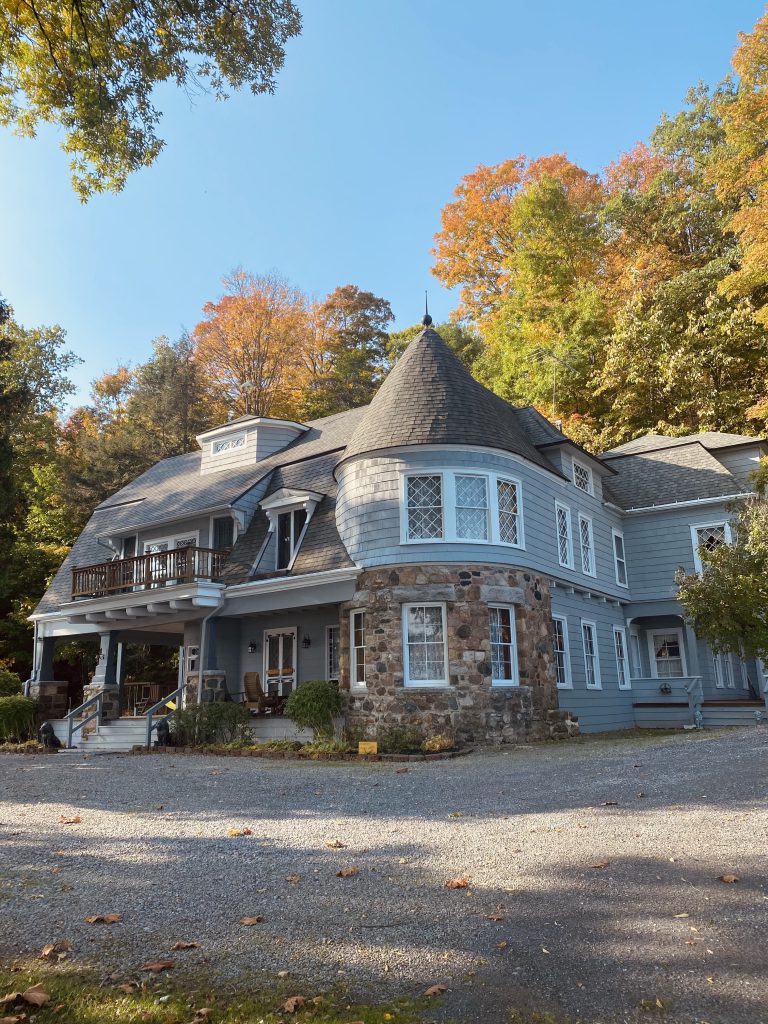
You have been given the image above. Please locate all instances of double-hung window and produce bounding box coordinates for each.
[613,626,630,690]
[489,606,518,686]
[649,630,686,678]
[326,625,340,682]
[277,509,307,569]
[612,529,628,587]
[555,502,573,568]
[578,514,595,576]
[403,604,448,687]
[497,478,522,546]
[455,475,489,541]
[691,522,731,573]
[713,651,735,689]
[406,475,444,540]
[581,620,601,689]
[350,612,366,689]
[552,615,571,689]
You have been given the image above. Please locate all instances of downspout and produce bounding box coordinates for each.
[197,598,226,704]
[23,621,39,696]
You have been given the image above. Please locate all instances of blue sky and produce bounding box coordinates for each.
[1,0,764,406]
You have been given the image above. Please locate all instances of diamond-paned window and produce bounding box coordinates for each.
[213,434,246,455]
[579,514,594,575]
[573,460,592,494]
[556,504,572,567]
[497,479,520,545]
[455,475,488,541]
[696,525,726,554]
[406,475,443,540]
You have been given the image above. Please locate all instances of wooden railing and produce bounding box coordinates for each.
[71,546,229,600]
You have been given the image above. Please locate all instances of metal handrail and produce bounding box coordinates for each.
[145,686,183,748]
[64,691,104,749]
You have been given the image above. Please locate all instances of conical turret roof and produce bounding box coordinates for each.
[339,327,554,472]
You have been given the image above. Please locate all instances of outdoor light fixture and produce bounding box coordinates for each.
[302,635,311,649]
[248,640,260,654]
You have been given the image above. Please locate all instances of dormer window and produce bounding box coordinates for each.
[260,487,323,572]
[277,509,307,569]
[212,433,246,455]
[572,458,593,495]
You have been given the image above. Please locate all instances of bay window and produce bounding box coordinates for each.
[406,475,444,540]
[402,470,523,548]
[455,475,489,541]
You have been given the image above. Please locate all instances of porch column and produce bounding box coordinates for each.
[201,621,227,703]
[683,623,701,677]
[83,632,121,720]
[29,637,69,719]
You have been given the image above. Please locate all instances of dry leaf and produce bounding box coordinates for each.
[0,1016,24,1023]
[449,811,463,818]
[39,939,71,961]
[285,874,300,883]
[239,916,264,926]
[718,873,740,883]
[117,984,136,994]
[325,840,346,849]
[591,860,610,870]
[21,985,49,1007]
[142,960,174,973]
[227,827,253,837]
[542,947,550,954]
[424,984,448,997]
[486,914,505,922]
[281,995,307,1013]
[601,801,618,807]
[445,877,470,889]
[84,913,121,924]
[58,815,81,825]
[395,767,409,774]
[496,940,508,949]
[192,1010,213,1021]
[170,941,200,950]
[336,866,359,878]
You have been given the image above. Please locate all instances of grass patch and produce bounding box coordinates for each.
[0,965,427,1023]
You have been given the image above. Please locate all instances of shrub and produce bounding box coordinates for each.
[285,680,343,740]
[171,702,251,747]
[0,695,37,742]
[377,724,424,754]
[422,733,455,753]
[0,665,22,698]
[259,739,304,751]
[302,738,351,759]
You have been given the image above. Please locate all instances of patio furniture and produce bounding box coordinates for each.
[243,672,284,716]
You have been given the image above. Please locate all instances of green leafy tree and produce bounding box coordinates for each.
[0,0,302,199]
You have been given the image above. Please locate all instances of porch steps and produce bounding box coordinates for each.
[633,700,766,729]
[48,717,160,753]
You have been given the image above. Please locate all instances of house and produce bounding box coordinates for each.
[29,324,768,748]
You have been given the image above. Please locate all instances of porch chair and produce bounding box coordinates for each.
[242,672,284,716]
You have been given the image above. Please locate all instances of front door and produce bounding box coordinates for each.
[264,628,297,698]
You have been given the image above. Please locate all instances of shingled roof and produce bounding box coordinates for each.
[604,443,745,510]
[602,431,765,460]
[338,327,560,476]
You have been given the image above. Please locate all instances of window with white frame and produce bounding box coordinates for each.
[629,630,642,678]
[455,475,489,541]
[713,651,735,689]
[212,433,246,455]
[613,626,630,689]
[350,612,366,689]
[277,508,307,569]
[578,514,595,576]
[612,529,628,587]
[326,625,340,681]
[581,620,601,689]
[497,478,522,545]
[572,458,593,495]
[489,606,518,686]
[406,475,444,540]
[648,630,686,678]
[403,603,448,687]
[555,502,573,568]
[552,615,571,688]
[691,522,731,573]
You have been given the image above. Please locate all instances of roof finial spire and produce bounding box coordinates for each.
[422,291,433,327]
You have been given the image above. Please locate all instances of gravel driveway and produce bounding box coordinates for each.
[1,728,767,1024]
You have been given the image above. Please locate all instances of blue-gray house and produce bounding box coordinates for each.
[29,326,768,749]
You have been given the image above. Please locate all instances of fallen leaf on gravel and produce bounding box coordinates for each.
[541,947,550,955]
[445,878,469,889]
[395,768,409,774]
[591,860,610,869]
[21,985,50,1007]
[449,811,463,818]
[84,914,121,924]
[673,913,689,918]
[325,840,346,849]
[285,874,300,883]
[496,941,508,949]
[58,815,81,825]
[424,984,448,997]
[486,914,505,922]
[239,917,264,926]
[718,874,740,883]
[170,941,200,950]
[336,866,359,878]
[39,939,71,960]
[227,827,253,837]
[277,971,289,978]
[601,801,618,807]
[142,960,174,973]
[281,995,306,1013]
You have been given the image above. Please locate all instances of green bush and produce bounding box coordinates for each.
[302,738,351,759]
[0,695,37,742]
[259,738,304,751]
[422,732,455,753]
[285,680,343,740]
[171,702,251,747]
[377,724,424,754]
[0,666,23,698]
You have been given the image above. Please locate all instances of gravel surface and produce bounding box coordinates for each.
[1,728,767,1023]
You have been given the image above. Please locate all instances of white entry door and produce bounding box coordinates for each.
[263,628,297,697]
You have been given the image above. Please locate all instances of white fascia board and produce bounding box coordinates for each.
[624,492,753,514]
[260,489,324,512]
[196,418,307,444]
[225,566,360,599]
[33,581,225,623]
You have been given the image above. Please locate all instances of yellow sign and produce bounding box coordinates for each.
[358,741,378,755]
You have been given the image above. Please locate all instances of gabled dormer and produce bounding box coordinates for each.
[197,415,307,476]
[260,487,324,570]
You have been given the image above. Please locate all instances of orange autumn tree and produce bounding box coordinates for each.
[193,270,310,420]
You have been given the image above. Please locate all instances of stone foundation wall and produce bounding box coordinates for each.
[340,564,578,745]
[29,680,70,720]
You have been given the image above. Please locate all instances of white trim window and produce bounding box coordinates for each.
[613,626,630,690]
[350,611,366,689]
[629,629,642,679]
[489,606,519,686]
[455,474,489,541]
[496,477,522,546]
[648,629,687,679]
[406,475,444,540]
[612,529,628,588]
[581,620,601,689]
[403,603,448,688]
[713,651,735,689]
[555,502,573,569]
[691,522,731,573]
[276,508,308,570]
[572,457,593,495]
[578,514,595,577]
[552,615,572,689]
[326,625,340,682]
[212,433,246,455]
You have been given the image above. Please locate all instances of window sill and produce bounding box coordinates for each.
[491,682,519,688]
[402,684,451,691]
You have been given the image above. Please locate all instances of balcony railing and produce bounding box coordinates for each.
[71,546,229,600]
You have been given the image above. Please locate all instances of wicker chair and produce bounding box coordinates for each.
[242,672,283,715]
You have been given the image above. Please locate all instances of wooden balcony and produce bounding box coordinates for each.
[71,546,229,600]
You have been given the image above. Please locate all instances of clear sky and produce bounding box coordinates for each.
[1,0,764,406]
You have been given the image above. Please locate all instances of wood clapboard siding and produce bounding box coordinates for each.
[199,426,304,476]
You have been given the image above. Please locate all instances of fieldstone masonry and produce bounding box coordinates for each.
[340,564,579,745]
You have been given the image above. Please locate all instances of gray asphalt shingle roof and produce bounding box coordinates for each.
[602,431,764,459]
[604,443,745,510]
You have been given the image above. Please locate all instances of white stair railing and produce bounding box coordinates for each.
[145,687,183,748]
[64,691,104,748]
[684,676,704,728]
